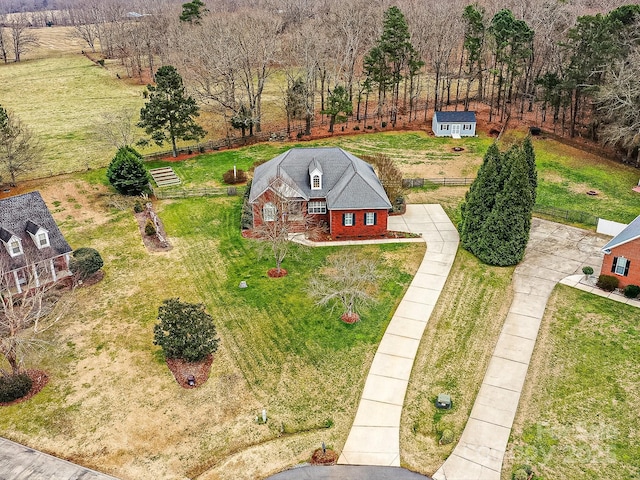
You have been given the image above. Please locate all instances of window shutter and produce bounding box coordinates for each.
[611,257,618,273]
[624,260,631,276]
[373,212,377,225]
[342,213,346,226]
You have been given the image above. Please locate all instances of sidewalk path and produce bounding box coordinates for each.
[338,204,459,466]
[433,219,607,480]
[0,437,119,480]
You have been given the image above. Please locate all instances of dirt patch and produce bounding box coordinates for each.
[166,355,214,389]
[0,370,49,407]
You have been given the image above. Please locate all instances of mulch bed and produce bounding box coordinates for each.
[134,207,172,253]
[267,268,288,278]
[166,355,213,389]
[0,370,49,407]
[341,313,360,324]
[310,448,338,465]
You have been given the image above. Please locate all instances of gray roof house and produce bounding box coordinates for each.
[249,147,392,237]
[0,191,72,293]
[432,111,477,138]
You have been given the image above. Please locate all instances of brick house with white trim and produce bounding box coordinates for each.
[248,148,392,238]
[1,191,72,293]
[601,215,640,288]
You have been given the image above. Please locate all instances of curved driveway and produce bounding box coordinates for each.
[338,204,459,466]
[433,218,607,480]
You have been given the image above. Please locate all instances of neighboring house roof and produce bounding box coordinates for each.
[249,147,392,210]
[434,111,477,123]
[602,214,640,253]
[0,191,72,271]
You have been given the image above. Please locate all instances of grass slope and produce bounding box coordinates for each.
[504,286,640,480]
[401,249,515,474]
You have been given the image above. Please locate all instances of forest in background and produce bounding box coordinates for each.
[1,0,639,164]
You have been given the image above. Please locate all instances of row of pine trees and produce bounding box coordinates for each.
[459,138,537,266]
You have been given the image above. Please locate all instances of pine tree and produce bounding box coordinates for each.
[106,146,150,195]
[475,148,533,266]
[321,85,352,133]
[138,66,206,157]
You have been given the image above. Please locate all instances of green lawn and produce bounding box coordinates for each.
[504,286,640,480]
[0,180,424,479]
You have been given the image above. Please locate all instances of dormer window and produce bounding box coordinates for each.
[37,232,50,248]
[25,221,50,249]
[309,159,323,191]
[6,237,23,257]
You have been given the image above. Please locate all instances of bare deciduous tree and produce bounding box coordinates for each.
[308,252,382,324]
[251,176,322,277]
[96,108,139,150]
[0,106,41,186]
[1,256,72,376]
[9,13,38,62]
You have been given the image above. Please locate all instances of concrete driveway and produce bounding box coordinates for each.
[434,218,609,480]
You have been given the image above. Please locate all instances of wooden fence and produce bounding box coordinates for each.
[403,177,475,187]
[152,186,245,199]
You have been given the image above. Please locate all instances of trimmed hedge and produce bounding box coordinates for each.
[597,274,619,292]
[624,284,640,299]
[0,373,32,403]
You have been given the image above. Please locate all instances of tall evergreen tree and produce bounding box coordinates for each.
[138,66,206,158]
[321,85,353,133]
[522,136,537,204]
[475,148,532,266]
[459,143,501,252]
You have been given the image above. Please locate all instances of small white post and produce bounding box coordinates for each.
[234,165,237,182]
[262,409,267,423]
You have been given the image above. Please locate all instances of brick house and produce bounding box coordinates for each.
[248,147,392,238]
[601,215,640,288]
[1,191,72,293]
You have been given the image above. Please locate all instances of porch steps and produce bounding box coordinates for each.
[149,167,181,187]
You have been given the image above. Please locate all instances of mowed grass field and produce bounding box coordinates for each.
[503,286,640,480]
[0,174,424,479]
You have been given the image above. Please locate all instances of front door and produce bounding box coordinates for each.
[451,124,461,136]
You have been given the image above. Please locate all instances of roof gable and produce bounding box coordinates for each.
[435,111,477,123]
[602,215,640,252]
[0,191,72,270]
[249,147,391,209]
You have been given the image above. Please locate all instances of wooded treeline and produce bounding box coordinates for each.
[2,0,640,163]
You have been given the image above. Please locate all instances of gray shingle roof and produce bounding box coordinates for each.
[249,147,391,210]
[0,191,72,271]
[434,111,477,123]
[602,215,640,252]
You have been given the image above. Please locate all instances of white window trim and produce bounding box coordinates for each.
[344,213,354,226]
[308,201,327,214]
[263,202,276,222]
[311,175,322,190]
[614,256,627,276]
[5,236,23,257]
[365,212,375,226]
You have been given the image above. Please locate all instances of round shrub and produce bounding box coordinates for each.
[624,284,640,298]
[145,218,156,236]
[222,168,248,185]
[0,373,33,403]
[70,247,104,280]
[381,121,387,128]
[597,274,619,292]
[133,201,144,213]
[582,266,594,276]
[439,429,454,445]
[106,146,150,196]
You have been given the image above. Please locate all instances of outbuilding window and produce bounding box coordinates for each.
[612,256,630,276]
[463,124,472,130]
[440,124,449,131]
